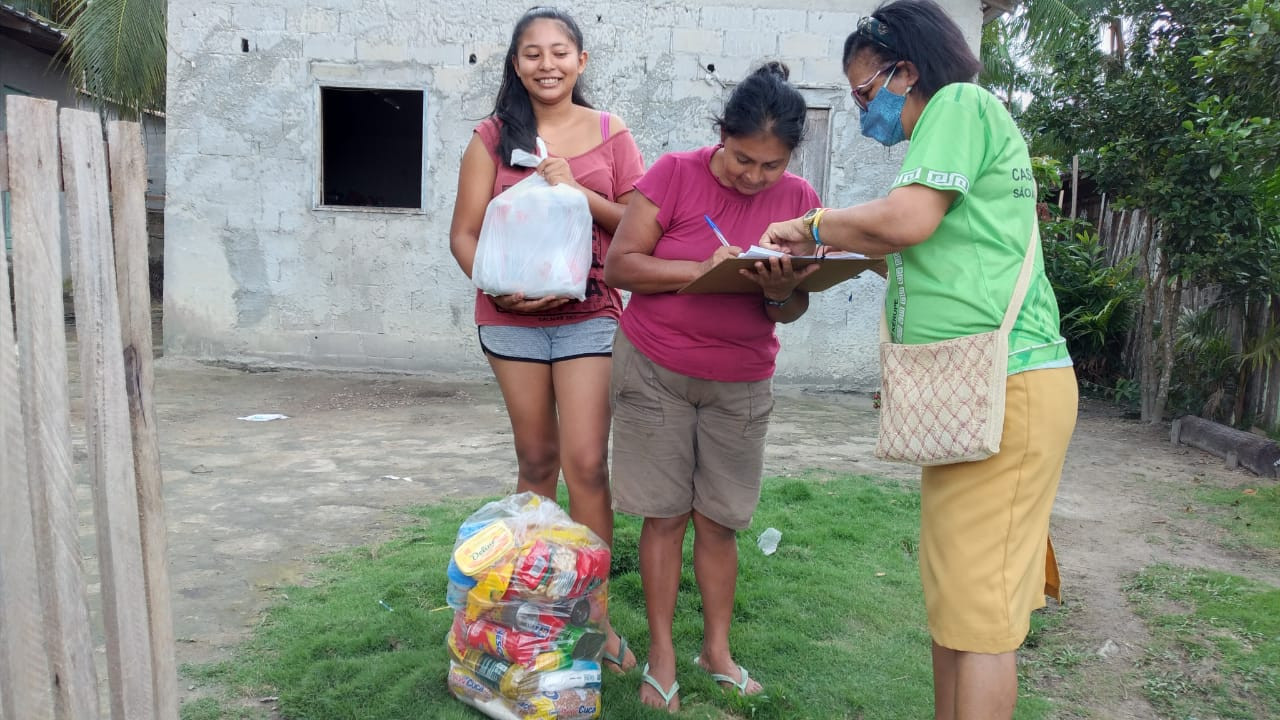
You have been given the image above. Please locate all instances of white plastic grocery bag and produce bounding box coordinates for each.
[472,138,593,301]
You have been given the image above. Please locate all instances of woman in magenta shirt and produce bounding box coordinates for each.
[604,62,821,712]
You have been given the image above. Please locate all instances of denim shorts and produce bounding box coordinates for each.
[478,317,618,364]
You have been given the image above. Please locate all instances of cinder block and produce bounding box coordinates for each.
[411,43,464,66]
[357,42,411,63]
[233,5,287,31]
[648,4,699,29]
[362,333,417,360]
[804,58,848,87]
[303,36,356,61]
[175,3,232,32]
[431,66,472,94]
[699,6,757,30]
[757,9,808,34]
[723,29,777,58]
[810,11,860,37]
[672,79,722,101]
[303,8,340,34]
[673,28,722,54]
[708,56,752,82]
[245,32,303,57]
[780,32,831,59]
[198,125,255,156]
[310,332,364,357]
[640,27,673,54]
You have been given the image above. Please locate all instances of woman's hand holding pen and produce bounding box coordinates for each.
[695,244,743,279]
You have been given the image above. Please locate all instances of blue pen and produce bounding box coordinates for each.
[703,215,732,248]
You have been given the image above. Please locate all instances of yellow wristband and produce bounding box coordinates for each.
[811,208,827,246]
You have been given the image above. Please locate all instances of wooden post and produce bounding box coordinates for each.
[1070,154,1079,220]
[106,120,179,720]
[7,95,102,720]
[0,130,8,191]
[60,107,157,720]
[1,180,56,720]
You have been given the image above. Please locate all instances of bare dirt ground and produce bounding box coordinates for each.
[66,357,1279,718]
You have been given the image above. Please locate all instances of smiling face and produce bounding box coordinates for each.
[714,130,794,196]
[512,18,586,105]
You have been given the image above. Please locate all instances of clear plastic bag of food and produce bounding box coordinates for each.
[448,661,601,720]
[472,139,593,301]
[445,492,609,719]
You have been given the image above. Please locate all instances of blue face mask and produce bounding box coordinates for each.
[858,68,910,147]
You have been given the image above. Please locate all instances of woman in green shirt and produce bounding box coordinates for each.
[761,1,1078,718]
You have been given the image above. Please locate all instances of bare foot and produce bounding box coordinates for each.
[639,661,680,712]
[694,653,764,695]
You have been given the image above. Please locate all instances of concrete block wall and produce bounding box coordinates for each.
[165,0,982,384]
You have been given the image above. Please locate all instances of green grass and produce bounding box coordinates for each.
[1195,483,1280,553]
[1126,564,1280,719]
[181,473,1061,720]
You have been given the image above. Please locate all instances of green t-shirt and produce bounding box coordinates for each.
[886,83,1072,375]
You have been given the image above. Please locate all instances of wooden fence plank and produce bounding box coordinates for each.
[0,187,56,720]
[1,130,8,191]
[60,107,156,720]
[106,120,178,720]
[7,95,102,720]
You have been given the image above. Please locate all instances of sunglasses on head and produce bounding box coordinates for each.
[857,16,895,51]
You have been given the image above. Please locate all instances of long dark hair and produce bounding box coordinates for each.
[713,61,808,150]
[841,0,981,99]
[492,7,594,166]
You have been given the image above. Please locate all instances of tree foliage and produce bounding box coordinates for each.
[1025,0,1279,293]
[1040,217,1143,387]
[1015,0,1279,421]
[6,0,166,117]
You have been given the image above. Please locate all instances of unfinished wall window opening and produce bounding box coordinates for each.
[320,86,424,209]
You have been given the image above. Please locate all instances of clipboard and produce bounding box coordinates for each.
[678,254,887,294]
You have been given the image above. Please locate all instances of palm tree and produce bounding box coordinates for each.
[7,0,165,116]
[1018,0,1124,57]
[979,16,1028,109]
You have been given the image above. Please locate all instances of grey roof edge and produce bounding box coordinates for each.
[0,2,67,47]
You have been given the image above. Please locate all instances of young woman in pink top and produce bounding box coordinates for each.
[448,6,644,673]
[604,62,821,712]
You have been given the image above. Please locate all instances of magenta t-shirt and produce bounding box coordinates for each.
[620,145,821,382]
[473,115,646,327]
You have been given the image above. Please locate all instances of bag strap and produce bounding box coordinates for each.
[879,223,1040,343]
[1000,223,1039,334]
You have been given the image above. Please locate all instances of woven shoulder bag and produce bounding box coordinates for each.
[874,226,1040,466]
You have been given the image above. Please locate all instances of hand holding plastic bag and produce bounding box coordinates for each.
[473,138,594,301]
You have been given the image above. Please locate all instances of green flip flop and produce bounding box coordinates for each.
[640,663,680,711]
[601,634,632,671]
[693,654,759,695]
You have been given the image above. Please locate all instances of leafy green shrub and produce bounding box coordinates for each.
[1040,217,1144,390]
[1172,303,1280,427]
[1170,306,1236,420]
[1030,156,1063,202]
